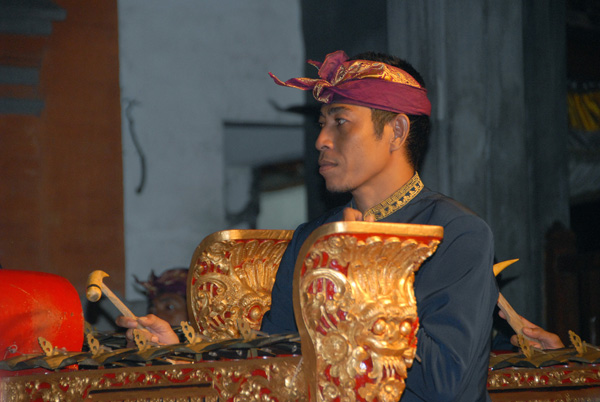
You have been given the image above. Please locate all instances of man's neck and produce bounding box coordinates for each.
[352,168,416,213]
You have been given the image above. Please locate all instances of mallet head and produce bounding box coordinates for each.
[86,270,109,302]
[493,259,519,277]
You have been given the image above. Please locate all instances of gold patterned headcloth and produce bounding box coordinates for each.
[269,50,431,116]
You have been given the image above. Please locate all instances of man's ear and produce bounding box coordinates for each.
[390,114,410,151]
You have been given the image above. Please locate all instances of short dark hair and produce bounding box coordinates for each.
[349,51,430,171]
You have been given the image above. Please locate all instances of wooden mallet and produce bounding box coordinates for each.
[86,270,137,319]
[87,270,156,345]
[493,259,536,344]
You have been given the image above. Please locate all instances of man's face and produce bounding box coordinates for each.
[316,103,394,194]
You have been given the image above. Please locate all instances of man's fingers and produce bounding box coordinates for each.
[509,334,542,349]
[343,207,376,222]
[137,315,153,327]
[116,314,178,345]
[522,327,564,349]
[343,207,362,221]
[116,315,138,329]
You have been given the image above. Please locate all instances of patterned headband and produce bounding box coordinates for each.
[269,50,431,116]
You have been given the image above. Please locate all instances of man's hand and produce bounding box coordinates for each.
[343,207,375,222]
[498,310,564,349]
[116,314,180,346]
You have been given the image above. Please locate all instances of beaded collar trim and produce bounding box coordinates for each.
[364,172,423,221]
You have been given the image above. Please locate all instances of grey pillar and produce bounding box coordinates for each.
[388,0,569,324]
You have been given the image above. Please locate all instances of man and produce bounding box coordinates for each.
[117,50,562,399]
[261,50,497,400]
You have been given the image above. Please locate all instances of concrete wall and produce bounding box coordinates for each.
[118,0,305,300]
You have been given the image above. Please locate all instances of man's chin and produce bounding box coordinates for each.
[325,183,353,194]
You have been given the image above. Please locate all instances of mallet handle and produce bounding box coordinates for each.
[101,283,136,318]
[497,292,536,343]
[101,284,150,333]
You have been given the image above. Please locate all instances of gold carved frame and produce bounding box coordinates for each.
[187,229,293,341]
[293,221,443,402]
[2,222,449,401]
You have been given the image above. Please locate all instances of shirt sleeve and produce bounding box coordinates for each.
[402,214,498,401]
[260,223,307,334]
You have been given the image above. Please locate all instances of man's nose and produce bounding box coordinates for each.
[315,127,332,151]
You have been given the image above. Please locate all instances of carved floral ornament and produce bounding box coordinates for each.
[294,221,443,402]
[187,229,293,341]
[0,358,306,402]
[487,365,600,389]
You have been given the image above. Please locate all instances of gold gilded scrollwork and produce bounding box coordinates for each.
[570,330,588,355]
[487,366,600,389]
[294,222,443,402]
[188,230,293,341]
[1,357,306,402]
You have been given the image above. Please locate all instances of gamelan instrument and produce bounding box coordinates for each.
[1,223,599,401]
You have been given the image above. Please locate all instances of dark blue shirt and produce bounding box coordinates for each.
[262,184,498,401]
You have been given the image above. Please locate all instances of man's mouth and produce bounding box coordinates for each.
[318,160,336,174]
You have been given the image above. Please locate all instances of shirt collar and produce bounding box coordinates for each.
[363,172,424,221]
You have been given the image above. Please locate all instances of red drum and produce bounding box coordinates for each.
[0,269,83,359]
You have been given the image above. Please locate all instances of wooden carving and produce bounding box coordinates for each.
[187,229,293,341]
[293,221,443,402]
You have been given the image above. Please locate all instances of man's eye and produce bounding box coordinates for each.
[335,118,347,125]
